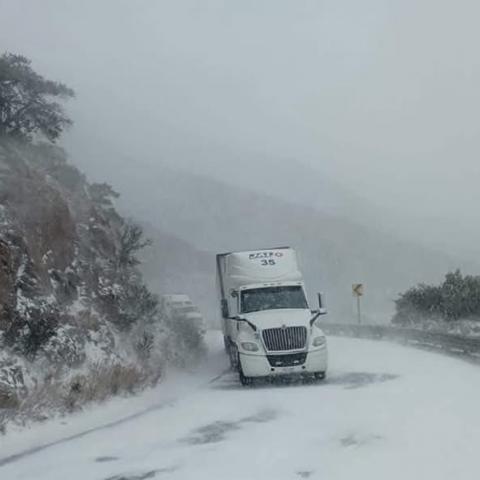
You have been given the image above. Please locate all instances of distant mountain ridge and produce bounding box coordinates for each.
[69,136,479,259]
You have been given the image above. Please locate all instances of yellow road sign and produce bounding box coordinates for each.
[352,283,364,297]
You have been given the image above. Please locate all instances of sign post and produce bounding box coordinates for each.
[352,283,364,324]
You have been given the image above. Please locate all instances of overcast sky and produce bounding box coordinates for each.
[2,0,480,254]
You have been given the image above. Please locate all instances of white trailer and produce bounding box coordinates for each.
[216,247,328,385]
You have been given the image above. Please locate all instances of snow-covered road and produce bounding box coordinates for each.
[2,334,480,480]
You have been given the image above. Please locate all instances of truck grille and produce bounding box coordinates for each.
[262,326,307,351]
[267,352,308,367]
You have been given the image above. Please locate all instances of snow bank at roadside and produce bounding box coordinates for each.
[4,334,480,480]
[0,332,226,462]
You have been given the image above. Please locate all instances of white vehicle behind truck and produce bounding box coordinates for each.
[160,294,206,334]
[216,247,328,385]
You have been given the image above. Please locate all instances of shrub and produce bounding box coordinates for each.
[4,307,59,361]
[63,363,148,412]
[393,270,480,325]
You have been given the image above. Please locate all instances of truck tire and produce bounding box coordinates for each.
[238,354,253,386]
[314,371,326,381]
[223,335,230,354]
[229,343,239,370]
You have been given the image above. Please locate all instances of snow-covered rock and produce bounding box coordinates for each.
[0,137,205,431]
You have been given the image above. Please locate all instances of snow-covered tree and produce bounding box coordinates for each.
[0,53,74,142]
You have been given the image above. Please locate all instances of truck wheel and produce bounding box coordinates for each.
[238,355,253,386]
[314,372,326,381]
[229,344,239,370]
[223,335,230,354]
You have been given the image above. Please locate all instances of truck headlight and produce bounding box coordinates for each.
[241,342,259,352]
[312,336,326,347]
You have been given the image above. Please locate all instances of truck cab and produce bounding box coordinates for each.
[216,247,328,385]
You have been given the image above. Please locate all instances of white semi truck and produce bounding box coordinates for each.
[216,247,328,385]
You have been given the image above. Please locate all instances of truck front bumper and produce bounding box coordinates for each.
[239,347,327,378]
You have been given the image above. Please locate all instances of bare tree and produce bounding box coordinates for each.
[118,223,152,268]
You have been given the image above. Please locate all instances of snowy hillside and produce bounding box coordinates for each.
[0,138,205,432]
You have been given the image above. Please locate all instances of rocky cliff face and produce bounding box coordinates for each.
[0,138,204,431]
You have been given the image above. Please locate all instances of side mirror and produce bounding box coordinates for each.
[317,292,327,315]
[221,299,229,318]
[229,315,257,332]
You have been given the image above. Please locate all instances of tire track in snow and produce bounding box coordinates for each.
[0,368,231,468]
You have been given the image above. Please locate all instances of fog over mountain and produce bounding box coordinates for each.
[125,164,470,323]
[2,0,480,319]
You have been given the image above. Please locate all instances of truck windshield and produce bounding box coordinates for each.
[240,286,308,313]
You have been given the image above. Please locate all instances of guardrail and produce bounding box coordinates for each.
[321,323,480,360]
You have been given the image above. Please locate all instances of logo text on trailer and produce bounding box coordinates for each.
[249,251,284,266]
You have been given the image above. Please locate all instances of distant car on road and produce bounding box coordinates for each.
[160,294,206,334]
